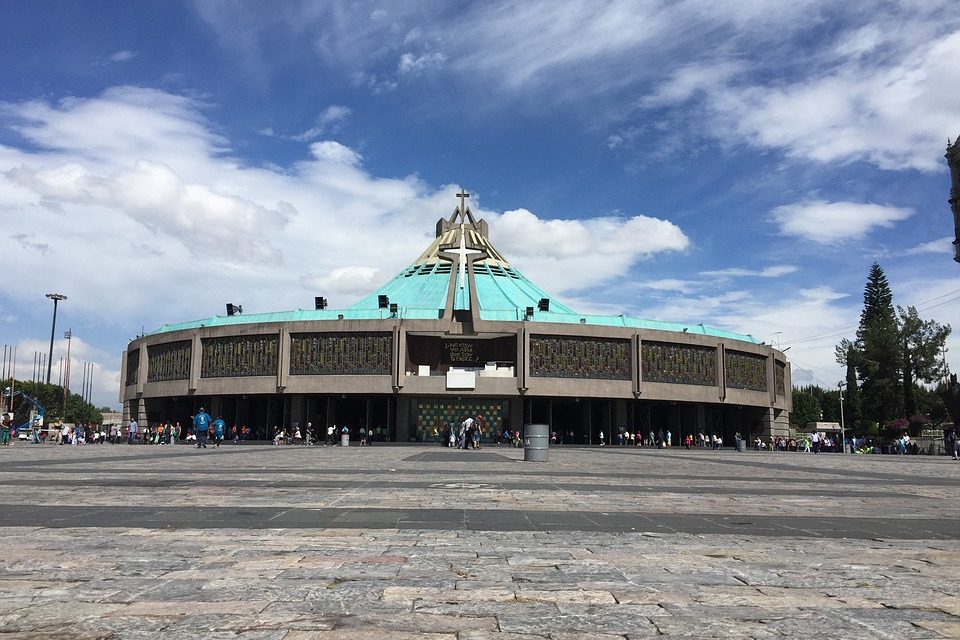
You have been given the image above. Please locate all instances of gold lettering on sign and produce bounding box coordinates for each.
[444,341,475,363]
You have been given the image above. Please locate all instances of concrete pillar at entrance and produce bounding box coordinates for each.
[395,396,411,442]
[125,398,147,429]
[510,398,524,438]
[696,405,706,434]
[615,400,628,431]
[289,395,307,430]
[210,398,223,422]
[758,407,790,439]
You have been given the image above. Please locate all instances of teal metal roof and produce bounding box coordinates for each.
[145,205,760,345]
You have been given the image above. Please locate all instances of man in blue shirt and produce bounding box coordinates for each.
[193,407,211,449]
[212,416,226,448]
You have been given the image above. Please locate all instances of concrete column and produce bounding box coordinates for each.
[615,400,628,430]
[289,395,307,428]
[758,407,790,438]
[510,396,524,433]
[189,333,202,392]
[395,396,411,441]
[516,328,528,392]
[119,350,128,404]
[136,347,147,396]
[277,327,289,391]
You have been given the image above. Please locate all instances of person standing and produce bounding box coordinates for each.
[326,424,334,446]
[193,407,211,449]
[947,428,959,460]
[127,417,138,445]
[0,413,11,446]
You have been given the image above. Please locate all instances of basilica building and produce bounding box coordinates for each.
[121,196,791,443]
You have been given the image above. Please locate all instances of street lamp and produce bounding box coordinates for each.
[838,381,846,454]
[44,293,67,384]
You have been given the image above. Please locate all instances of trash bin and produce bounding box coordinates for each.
[341,433,349,447]
[736,439,747,453]
[523,423,549,462]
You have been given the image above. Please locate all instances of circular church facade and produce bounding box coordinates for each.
[121,200,791,443]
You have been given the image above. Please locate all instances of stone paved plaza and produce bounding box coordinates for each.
[1,443,959,639]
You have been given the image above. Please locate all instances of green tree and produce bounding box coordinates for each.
[898,305,950,425]
[3,379,102,426]
[842,346,863,431]
[837,263,901,428]
[790,389,821,429]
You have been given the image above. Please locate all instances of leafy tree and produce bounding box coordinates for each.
[790,389,821,429]
[819,389,841,423]
[3,379,102,426]
[922,382,949,427]
[898,304,950,422]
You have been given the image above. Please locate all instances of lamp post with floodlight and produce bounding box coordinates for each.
[45,293,67,384]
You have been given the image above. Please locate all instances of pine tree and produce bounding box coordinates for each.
[837,263,901,429]
[843,346,863,431]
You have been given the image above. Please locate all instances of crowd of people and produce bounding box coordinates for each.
[6,409,956,458]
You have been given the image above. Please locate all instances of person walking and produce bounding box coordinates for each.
[127,417,138,445]
[212,416,226,448]
[947,428,959,460]
[193,407,211,449]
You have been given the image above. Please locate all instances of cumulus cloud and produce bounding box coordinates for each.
[489,207,688,294]
[6,159,290,262]
[0,86,699,406]
[685,26,960,171]
[302,266,380,296]
[770,200,913,244]
[903,237,954,256]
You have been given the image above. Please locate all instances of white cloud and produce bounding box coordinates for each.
[0,86,697,406]
[109,50,138,63]
[6,159,290,263]
[293,105,352,142]
[770,200,913,244]
[700,265,798,279]
[398,51,446,74]
[308,140,362,166]
[704,30,960,171]
[489,207,689,294]
[798,286,848,302]
[302,266,380,296]
[190,2,960,170]
[638,279,698,294]
[903,237,954,256]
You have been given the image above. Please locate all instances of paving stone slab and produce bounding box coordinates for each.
[1,446,959,637]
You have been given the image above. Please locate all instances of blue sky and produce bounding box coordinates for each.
[1,1,958,409]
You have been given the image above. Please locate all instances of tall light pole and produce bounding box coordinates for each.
[45,293,67,384]
[838,381,846,454]
[63,329,72,419]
